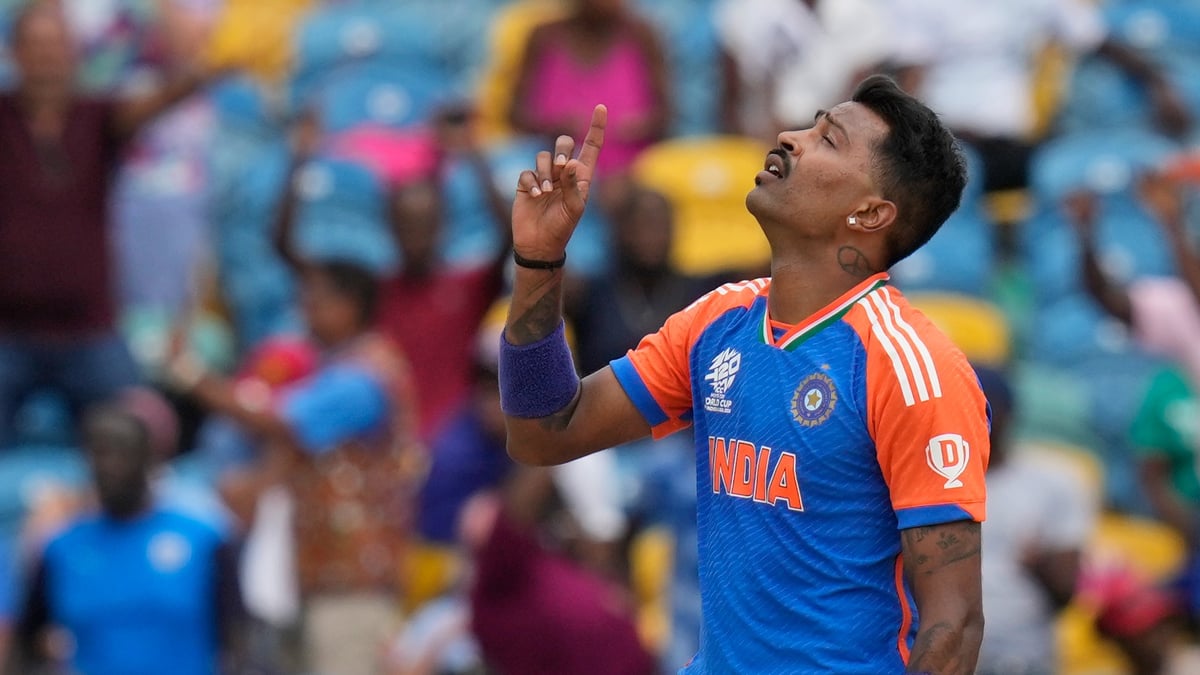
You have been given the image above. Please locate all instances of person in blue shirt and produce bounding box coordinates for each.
[15,403,243,675]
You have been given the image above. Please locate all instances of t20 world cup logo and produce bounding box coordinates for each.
[925,433,970,489]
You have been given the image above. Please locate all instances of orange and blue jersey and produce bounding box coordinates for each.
[610,273,990,674]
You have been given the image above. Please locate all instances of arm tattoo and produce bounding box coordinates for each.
[902,523,981,577]
[907,621,967,673]
[838,246,877,278]
[902,521,983,674]
[506,271,565,345]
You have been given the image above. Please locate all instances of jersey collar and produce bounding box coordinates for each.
[758,273,889,351]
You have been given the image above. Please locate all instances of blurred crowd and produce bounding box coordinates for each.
[0,0,1199,674]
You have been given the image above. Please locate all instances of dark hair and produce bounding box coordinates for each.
[851,75,967,267]
[82,404,151,454]
[311,259,380,326]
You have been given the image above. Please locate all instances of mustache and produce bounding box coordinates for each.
[768,148,790,178]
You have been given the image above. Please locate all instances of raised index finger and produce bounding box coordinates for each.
[576,104,607,171]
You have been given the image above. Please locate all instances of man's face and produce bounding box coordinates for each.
[85,415,151,519]
[391,181,441,270]
[746,102,889,243]
[617,192,673,271]
[12,9,76,91]
[300,269,361,346]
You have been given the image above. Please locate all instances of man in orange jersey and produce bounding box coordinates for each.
[498,75,988,674]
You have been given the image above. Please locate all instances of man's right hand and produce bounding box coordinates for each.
[511,104,606,262]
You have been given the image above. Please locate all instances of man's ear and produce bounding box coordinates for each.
[846,199,897,234]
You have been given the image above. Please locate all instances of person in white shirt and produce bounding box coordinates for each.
[712,0,893,142]
[888,0,1190,190]
[975,366,1098,675]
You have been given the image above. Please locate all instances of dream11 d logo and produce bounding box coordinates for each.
[925,433,970,489]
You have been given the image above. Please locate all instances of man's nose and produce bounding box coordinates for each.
[777,130,805,154]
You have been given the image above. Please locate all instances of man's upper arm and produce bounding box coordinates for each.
[901,520,982,617]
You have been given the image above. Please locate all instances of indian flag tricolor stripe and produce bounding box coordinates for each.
[760,274,889,352]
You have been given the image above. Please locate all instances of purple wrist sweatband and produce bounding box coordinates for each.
[498,321,581,418]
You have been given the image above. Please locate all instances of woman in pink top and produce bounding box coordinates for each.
[509,0,670,175]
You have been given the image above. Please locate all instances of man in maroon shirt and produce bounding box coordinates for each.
[0,3,217,446]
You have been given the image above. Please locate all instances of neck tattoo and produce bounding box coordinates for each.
[837,246,876,278]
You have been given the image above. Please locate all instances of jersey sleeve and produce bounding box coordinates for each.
[278,364,390,454]
[610,281,764,439]
[854,295,990,530]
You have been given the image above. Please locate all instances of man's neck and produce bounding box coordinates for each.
[18,85,71,136]
[766,246,880,325]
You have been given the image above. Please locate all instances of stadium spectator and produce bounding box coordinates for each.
[462,492,656,675]
[0,1,222,447]
[508,0,670,175]
[889,0,1192,190]
[276,107,512,443]
[713,0,892,142]
[166,255,421,675]
[112,0,221,318]
[567,184,716,375]
[1068,170,1200,391]
[14,402,243,675]
[974,366,1098,675]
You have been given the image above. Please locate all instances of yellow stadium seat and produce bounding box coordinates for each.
[475,0,567,142]
[400,542,465,614]
[1089,514,1187,583]
[1057,603,1131,675]
[629,526,674,653]
[631,136,772,277]
[205,0,314,83]
[1058,514,1188,675]
[905,292,1012,368]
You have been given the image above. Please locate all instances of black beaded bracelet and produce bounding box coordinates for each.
[513,250,567,269]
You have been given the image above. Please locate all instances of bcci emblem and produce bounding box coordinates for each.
[792,373,837,427]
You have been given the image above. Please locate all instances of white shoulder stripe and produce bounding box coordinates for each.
[881,287,942,398]
[859,295,916,406]
[867,292,930,402]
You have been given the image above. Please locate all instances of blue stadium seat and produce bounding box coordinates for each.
[1058,0,1200,133]
[1028,128,1179,204]
[634,0,723,137]
[307,63,447,134]
[0,445,88,544]
[290,4,460,113]
[891,144,995,296]
[292,156,396,273]
[208,140,299,347]
[1026,293,1138,365]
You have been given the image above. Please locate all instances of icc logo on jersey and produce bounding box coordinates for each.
[792,373,837,427]
[925,433,970,489]
[704,347,741,414]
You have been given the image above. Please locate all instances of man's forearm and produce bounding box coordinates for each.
[505,266,567,345]
[906,615,984,675]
